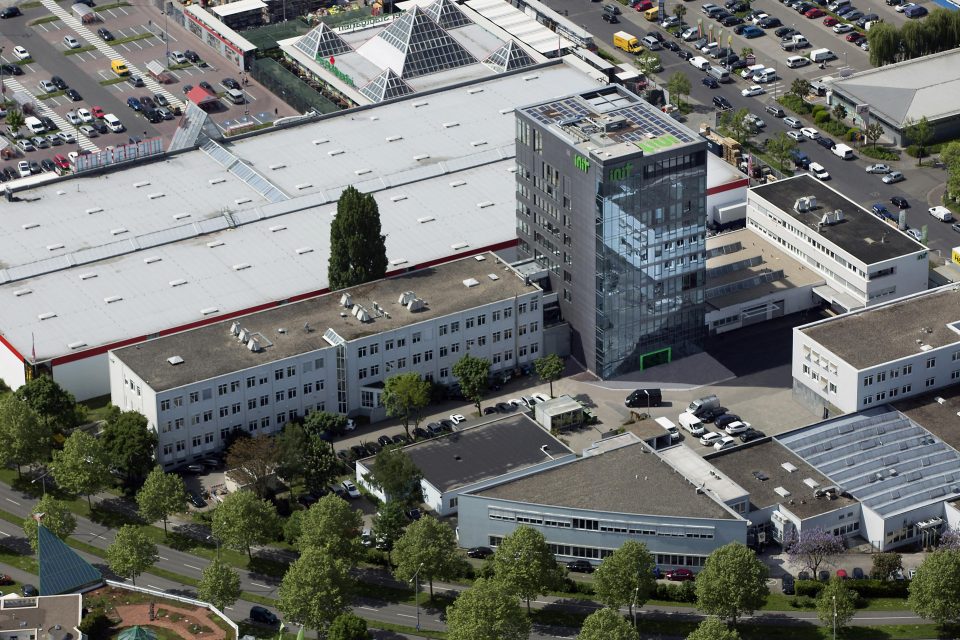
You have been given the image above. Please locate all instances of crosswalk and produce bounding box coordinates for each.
[2,77,100,152]
[39,0,184,112]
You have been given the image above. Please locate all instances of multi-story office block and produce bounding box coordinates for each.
[514,85,708,378]
[108,254,543,469]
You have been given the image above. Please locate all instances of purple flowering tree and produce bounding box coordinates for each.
[786,527,845,574]
[939,527,960,551]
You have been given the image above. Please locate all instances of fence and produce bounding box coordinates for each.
[250,57,339,115]
[105,579,239,640]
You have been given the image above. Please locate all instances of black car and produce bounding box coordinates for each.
[39,116,57,131]
[97,27,114,41]
[729,0,749,9]
[713,10,732,20]
[496,402,514,412]
[702,76,719,89]
[781,575,795,594]
[199,80,214,93]
[184,49,201,62]
[625,387,662,408]
[467,546,494,559]
[713,95,733,110]
[377,435,394,448]
[890,196,910,209]
[730,58,749,69]
[29,161,41,174]
[733,23,748,34]
[1,63,23,76]
[144,109,163,124]
[816,136,835,149]
[1,6,23,17]
[798,571,811,581]
[66,88,82,101]
[94,122,108,134]
[3,167,16,181]
[852,567,866,579]
[758,16,782,27]
[601,12,619,22]
[714,414,742,428]
[250,606,279,626]
[678,50,693,60]
[664,40,680,52]
[775,26,797,37]
[223,77,241,90]
[50,76,68,91]
[818,570,830,582]
[483,406,498,415]
[392,434,409,445]
[21,584,38,597]
[426,422,443,436]
[406,508,422,520]
[413,426,430,439]
[188,490,206,508]
[140,96,156,110]
[439,419,455,432]
[567,560,595,573]
[722,15,743,25]
[364,441,382,455]
[739,428,765,443]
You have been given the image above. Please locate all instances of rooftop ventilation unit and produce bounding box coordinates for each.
[238,329,250,343]
[793,196,817,212]
[781,462,798,473]
[341,293,353,308]
[398,291,416,305]
[463,278,480,288]
[230,321,240,336]
[355,307,371,322]
[803,478,820,489]
[774,487,791,498]
[167,356,184,365]
[248,337,262,352]
[407,298,425,313]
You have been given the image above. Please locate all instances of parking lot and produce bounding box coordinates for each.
[0,0,294,181]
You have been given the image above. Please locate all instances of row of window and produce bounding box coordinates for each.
[161,380,326,412]
[487,535,708,568]
[489,510,715,539]
[863,384,916,406]
[864,364,913,386]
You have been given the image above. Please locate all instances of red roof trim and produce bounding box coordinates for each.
[707,178,749,196]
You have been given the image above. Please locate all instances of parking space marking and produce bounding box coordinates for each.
[244,90,257,102]
[4,78,101,152]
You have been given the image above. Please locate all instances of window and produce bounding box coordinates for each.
[304,382,314,394]
[504,328,513,339]
[466,317,475,329]
[260,395,269,407]
[247,376,256,388]
[504,349,514,361]
[249,420,258,432]
[531,343,540,354]
[952,369,960,380]
[192,435,202,447]
[275,390,285,402]
[371,364,380,377]
[361,390,375,408]
[493,353,501,364]
[829,382,837,393]
[863,376,873,387]
[877,372,886,382]
[276,413,287,425]
[220,428,230,440]
[530,321,539,332]
[385,339,395,351]
[359,367,368,380]
[477,314,486,326]
[492,310,501,322]
[219,407,229,418]
[230,380,240,393]
[439,324,448,336]
[863,395,873,406]
[218,383,228,396]
[412,332,422,344]
[398,357,407,368]
[903,364,913,375]
[248,398,256,410]
[260,416,270,429]
[493,331,501,343]
[173,396,183,407]
[189,391,200,403]
[504,307,512,318]
[287,387,297,399]
[531,298,539,311]
[451,321,460,333]
[519,325,527,336]
[287,365,296,377]
[425,350,433,361]
[205,432,214,444]
[259,376,268,385]
[518,303,527,314]
[926,357,936,369]
[926,377,936,388]
[440,346,448,357]
[477,336,486,346]
[370,343,379,355]
[275,368,284,380]
[202,410,213,423]
[201,388,211,400]
[358,346,367,358]
[440,367,449,378]
[902,384,912,393]
[519,346,527,357]
[304,360,314,373]
[316,379,325,390]
[451,343,460,353]
[174,418,184,430]
[232,402,241,414]
[160,399,170,411]
[397,337,406,347]
[412,353,422,365]
[954,350,960,362]
[315,357,324,369]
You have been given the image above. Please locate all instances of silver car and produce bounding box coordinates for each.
[882,171,905,184]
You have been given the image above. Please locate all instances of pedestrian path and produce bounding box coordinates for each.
[2,77,99,152]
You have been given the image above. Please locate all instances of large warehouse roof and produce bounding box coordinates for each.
[0,60,598,364]
[830,49,960,126]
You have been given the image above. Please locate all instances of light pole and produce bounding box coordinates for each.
[832,594,837,640]
[31,470,51,496]
[631,586,639,628]
[409,562,424,631]
[207,534,221,560]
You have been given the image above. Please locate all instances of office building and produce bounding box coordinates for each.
[515,85,709,378]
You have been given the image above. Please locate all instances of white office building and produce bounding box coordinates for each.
[793,285,960,415]
[747,175,927,314]
[109,254,544,469]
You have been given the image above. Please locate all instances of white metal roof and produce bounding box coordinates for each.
[465,0,573,54]
[210,0,267,18]
[0,61,598,363]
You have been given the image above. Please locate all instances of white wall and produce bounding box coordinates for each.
[0,343,26,393]
[707,281,820,334]
[53,354,111,401]
[793,329,860,413]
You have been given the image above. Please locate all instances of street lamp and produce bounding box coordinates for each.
[409,562,424,631]
[31,470,51,496]
[207,534,221,560]
[631,586,639,628]
[832,594,837,640]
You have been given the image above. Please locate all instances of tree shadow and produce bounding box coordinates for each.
[90,498,143,528]
[246,556,287,580]
[1,535,34,556]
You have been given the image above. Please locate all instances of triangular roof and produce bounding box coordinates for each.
[483,40,535,73]
[38,524,102,595]
[366,6,478,79]
[359,68,415,103]
[423,0,473,30]
[186,86,220,106]
[118,627,157,640]
[293,22,352,60]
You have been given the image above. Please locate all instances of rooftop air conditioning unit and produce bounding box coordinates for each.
[833,208,844,222]
[238,329,250,343]
[248,338,261,352]
[230,321,240,336]
[407,298,425,313]
[340,293,352,308]
[399,291,416,305]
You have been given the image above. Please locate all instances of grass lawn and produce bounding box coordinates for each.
[80,394,114,422]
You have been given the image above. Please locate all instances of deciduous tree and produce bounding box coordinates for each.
[446,578,531,640]
[382,372,431,440]
[278,547,353,634]
[198,559,241,610]
[667,72,692,107]
[695,542,769,624]
[14,375,83,432]
[832,103,848,122]
[328,185,388,290]
[5,108,25,138]
[0,395,50,478]
[721,108,753,146]
[372,499,407,563]
[908,549,960,624]
[393,516,462,598]
[226,435,278,498]
[211,490,278,560]
[816,577,857,631]
[905,116,933,165]
[868,23,900,66]
[785,527,845,575]
[594,540,656,618]
[765,132,797,173]
[136,467,186,537]
[534,354,564,398]
[100,408,158,492]
[297,494,364,564]
[364,445,423,506]
[107,525,158,585]
[493,525,564,612]
[327,613,369,640]
[864,122,884,148]
[452,354,490,415]
[790,78,811,99]
[51,430,111,509]
[23,495,76,551]
[303,438,341,497]
[303,410,349,438]
[939,527,960,550]
[687,618,741,640]
[276,421,311,485]
[577,608,638,640]
[871,552,902,581]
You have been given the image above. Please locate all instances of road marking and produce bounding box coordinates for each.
[158,556,168,561]
[147,584,163,590]
[251,582,271,589]
[396,614,416,619]
[183,564,202,571]
[0,531,8,537]
[359,606,378,611]
[5,499,20,506]
[225,607,233,611]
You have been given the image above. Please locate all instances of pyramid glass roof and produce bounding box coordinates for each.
[360,68,416,102]
[293,22,352,60]
[375,6,478,78]
[424,0,473,30]
[483,40,535,73]
[38,523,103,595]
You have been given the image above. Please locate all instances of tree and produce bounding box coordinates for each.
[493,525,564,612]
[868,23,900,66]
[785,528,845,575]
[905,116,933,165]
[636,53,662,77]
[278,547,353,634]
[5,108,25,139]
[23,495,76,552]
[372,499,407,563]
[297,494,364,564]
[452,353,490,415]
[872,552,902,581]
[198,559,241,610]
[939,527,960,550]
[100,408,158,491]
[673,4,687,22]
[364,445,423,506]
[327,613,369,640]
[720,108,753,146]
[51,430,111,509]
[695,542,769,624]
[534,354,564,398]
[275,421,311,485]
[14,375,83,432]
[226,435,278,498]
[304,410,348,438]
[107,525,158,585]
[667,72,692,107]
[327,185,388,290]
[594,540,656,619]
[211,490,278,560]
[864,122,884,148]
[382,372,431,440]
[136,467,186,537]
[816,577,857,631]
[832,103,848,122]
[790,78,811,100]
[765,132,797,172]
[740,47,753,58]
[0,395,50,478]
[303,437,341,497]
[687,618,741,640]
[393,516,462,598]
[909,549,960,624]
[577,608,638,640]
[446,578,531,640]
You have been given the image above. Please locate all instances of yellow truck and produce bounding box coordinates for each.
[613,31,642,54]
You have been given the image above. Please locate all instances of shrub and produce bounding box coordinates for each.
[860,146,900,161]
[814,111,832,125]
[777,94,811,115]
[846,127,861,142]
[811,104,827,116]
[790,596,816,608]
[845,579,909,599]
[796,580,825,597]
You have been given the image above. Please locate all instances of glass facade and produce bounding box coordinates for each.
[594,151,707,378]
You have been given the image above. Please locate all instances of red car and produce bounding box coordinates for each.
[0,574,13,585]
[52,154,71,171]
[805,7,825,17]
[823,16,839,26]
[91,106,105,119]
[666,568,696,581]
[845,32,865,42]
[634,0,653,10]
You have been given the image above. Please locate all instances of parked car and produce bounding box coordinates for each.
[714,414,742,428]
[449,414,467,425]
[666,568,695,581]
[891,196,910,209]
[250,606,279,626]
[782,574,795,594]
[468,546,494,559]
[1,6,22,17]
[818,570,831,581]
[741,84,765,97]
[377,435,394,448]
[702,76,720,88]
[168,50,188,64]
[724,421,750,435]
[713,95,733,110]
[865,163,890,174]
[567,560,595,573]
[341,480,361,498]
[0,574,13,585]
[700,432,723,446]
[852,567,866,579]
[188,490,206,508]
[714,435,738,451]
[21,584,38,597]
[97,27,114,40]
[882,171,905,184]
[13,45,30,60]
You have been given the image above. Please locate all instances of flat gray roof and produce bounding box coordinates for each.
[0,61,598,364]
[830,48,960,126]
[0,594,82,636]
[750,175,922,265]
[709,440,857,519]
[894,384,960,455]
[379,415,573,492]
[800,285,960,369]
[112,253,536,391]
[477,441,736,519]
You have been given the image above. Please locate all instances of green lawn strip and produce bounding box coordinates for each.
[29,15,60,25]
[64,46,97,56]
[100,77,126,86]
[112,32,157,46]
[20,0,41,7]
[95,0,131,9]
[37,90,67,100]
[80,394,114,422]
[0,544,39,574]
[167,62,194,70]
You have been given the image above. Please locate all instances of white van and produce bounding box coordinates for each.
[678,412,706,436]
[226,88,245,105]
[708,66,730,82]
[741,63,764,79]
[104,113,125,133]
[655,416,681,442]
[642,35,662,50]
[753,67,777,83]
[786,55,810,68]
[928,206,954,222]
[809,48,836,63]
[689,56,711,71]
[24,116,46,135]
[832,143,855,160]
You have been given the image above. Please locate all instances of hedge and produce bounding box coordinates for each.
[860,145,901,161]
[906,143,943,158]
[795,578,909,599]
[796,580,825,597]
[778,94,811,115]
[814,111,831,125]
[655,581,697,603]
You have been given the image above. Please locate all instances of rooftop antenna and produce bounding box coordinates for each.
[304,322,313,333]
